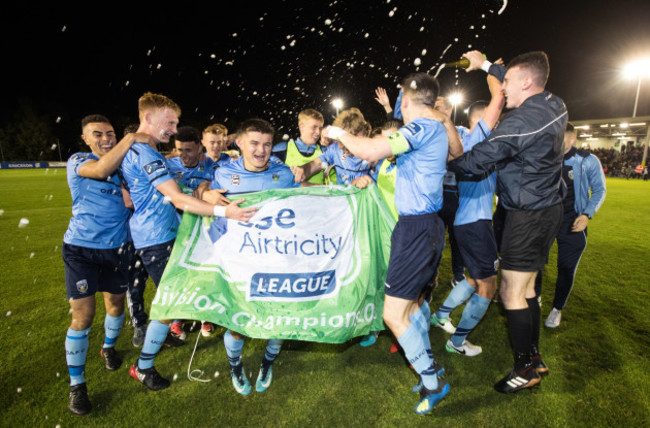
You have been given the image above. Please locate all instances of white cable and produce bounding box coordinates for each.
[187,329,211,383]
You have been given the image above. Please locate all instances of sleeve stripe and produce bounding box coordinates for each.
[488,111,568,142]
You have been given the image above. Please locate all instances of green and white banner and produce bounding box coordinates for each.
[150,185,396,343]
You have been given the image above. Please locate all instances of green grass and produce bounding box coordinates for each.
[0,169,649,427]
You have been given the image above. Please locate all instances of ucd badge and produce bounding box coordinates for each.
[272,173,280,181]
[76,279,89,294]
[568,170,574,180]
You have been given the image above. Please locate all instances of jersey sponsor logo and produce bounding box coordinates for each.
[143,159,166,176]
[249,270,337,301]
[76,279,89,294]
[231,174,241,186]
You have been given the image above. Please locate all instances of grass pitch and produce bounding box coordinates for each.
[0,169,649,427]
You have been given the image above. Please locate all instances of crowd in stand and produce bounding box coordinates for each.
[590,146,648,179]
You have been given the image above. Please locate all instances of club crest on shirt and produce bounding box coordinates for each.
[231,174,241,186]
[176,172,183,180]
[76,279,88,294]
[568,170,574,180]
[272,173,280,181]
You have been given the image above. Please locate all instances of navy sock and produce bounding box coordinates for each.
[526,297,541,351]
[506,308,532,370]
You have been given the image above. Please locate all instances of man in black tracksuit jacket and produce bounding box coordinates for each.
[448,50,567,394]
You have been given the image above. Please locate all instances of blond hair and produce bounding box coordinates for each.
[333,108,370,137]
[203,123,228,136]
[137,92,181,121]
[298,108,324,124]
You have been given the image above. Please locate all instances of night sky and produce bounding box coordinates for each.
[2,0,649,151]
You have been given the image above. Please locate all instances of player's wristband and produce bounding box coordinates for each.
[481,60,492,73]
[213,205,226,217]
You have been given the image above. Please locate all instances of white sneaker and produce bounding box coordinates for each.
[431,315,456,334]
[445,339,482,356]
[545,308,562,328]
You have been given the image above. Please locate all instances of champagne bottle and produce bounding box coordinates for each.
[444,57,470,68]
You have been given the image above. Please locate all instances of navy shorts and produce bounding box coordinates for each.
[454,220,498,280]
[385,213,445,300]
[500,203,563,272]
[134,240,175,287]
[63,243,130,300]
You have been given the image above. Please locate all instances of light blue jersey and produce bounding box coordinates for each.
[207,152,232,165]
[211,157,301,194]
[64,153,131,249]
[319,142,372,185]
[389,117,449,215]
[454,120,497,226]
[166,156,217,192]
[119,143,178,249]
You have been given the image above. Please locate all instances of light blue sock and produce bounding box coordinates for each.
[224,329,245,368]
[435,279,475,319]
[397,321,438,391]
[66,327,90,386]
[420,302,431,331]
[262,339,284,368]
[410,304,432,353]
[137,320,169,370]
[451,293,491,347]
[103,312,125,349]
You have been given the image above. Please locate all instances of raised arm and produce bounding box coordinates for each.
[78,133,152,179]
[374,87,393,115]
[481,74,506,131]
[323,127,393,164]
